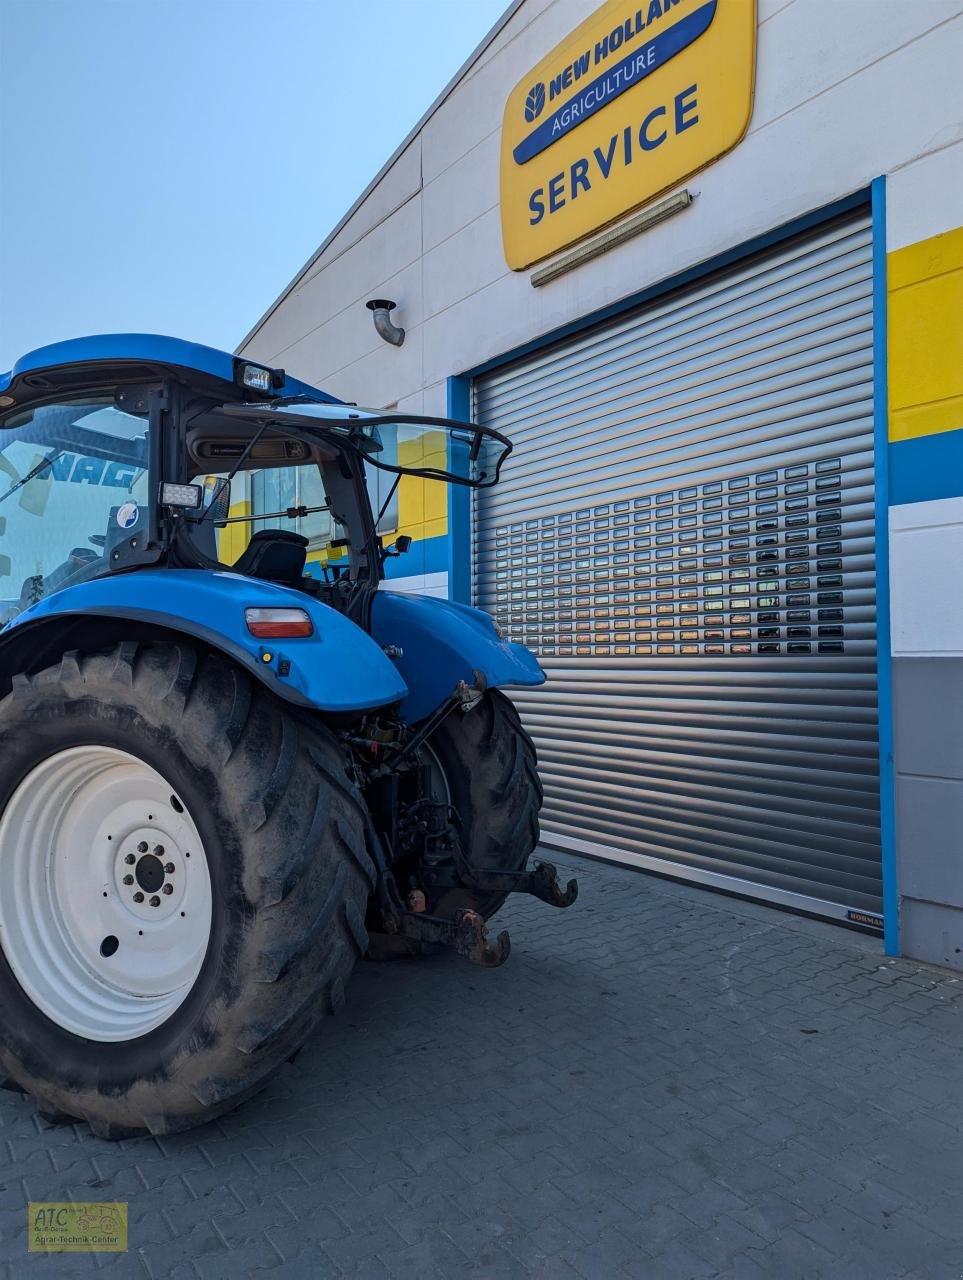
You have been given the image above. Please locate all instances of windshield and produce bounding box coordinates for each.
[0,397,149,624]
[218,401,512,488]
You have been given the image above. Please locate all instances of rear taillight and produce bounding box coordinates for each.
[244,608,313,639]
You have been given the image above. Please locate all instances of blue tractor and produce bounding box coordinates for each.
[0,335,576,1137]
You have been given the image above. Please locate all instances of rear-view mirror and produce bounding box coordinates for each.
[203,477,232,524]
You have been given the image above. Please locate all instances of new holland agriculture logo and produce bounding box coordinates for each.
[524,82,546,122]
[514,0,717,164]
[500,0,757,270]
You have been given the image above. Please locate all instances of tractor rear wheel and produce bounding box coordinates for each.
[424,690,543,921]
[0,642,373,1137]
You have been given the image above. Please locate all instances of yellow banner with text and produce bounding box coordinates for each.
[500,0,756,270]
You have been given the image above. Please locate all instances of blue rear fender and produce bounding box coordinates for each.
[0,570,408,715]
[370,591,544,723]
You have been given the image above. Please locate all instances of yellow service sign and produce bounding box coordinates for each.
[29,1202,128,1252]
[500,0,757,269]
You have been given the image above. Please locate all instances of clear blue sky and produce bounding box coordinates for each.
[0,0,508,371]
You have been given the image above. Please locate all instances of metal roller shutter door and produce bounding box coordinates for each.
[472,213,881,919]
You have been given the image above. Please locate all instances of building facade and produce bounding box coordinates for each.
[239,0,963,968]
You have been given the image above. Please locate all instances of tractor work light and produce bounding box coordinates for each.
[234,360,283,394]
[244,608,314,639]
[160,482,202,508]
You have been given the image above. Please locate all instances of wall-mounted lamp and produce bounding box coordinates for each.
[366,298,405,347]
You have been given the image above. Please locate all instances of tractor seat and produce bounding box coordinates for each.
[233,529,308,585]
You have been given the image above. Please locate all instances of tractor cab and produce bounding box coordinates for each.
[0,336,509,628]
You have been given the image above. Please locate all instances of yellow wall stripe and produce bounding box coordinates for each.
[218,501,251,564]
[394,432,448,542]
[888,225,963,443]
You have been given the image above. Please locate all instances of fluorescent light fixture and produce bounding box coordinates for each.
[530,189,693,287]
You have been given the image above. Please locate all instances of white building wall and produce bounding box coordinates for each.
[241,0,962,416]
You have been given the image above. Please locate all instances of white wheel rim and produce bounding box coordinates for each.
[0,746,212,1042]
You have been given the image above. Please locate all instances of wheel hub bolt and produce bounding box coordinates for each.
[133,891,144,903]
[164,863,175,874]
[162,884,174,896]
[124,854,136,865]
[123,875,134,886]
[137,842,148,854]
[153,845,165,857]
[149,895,161,908]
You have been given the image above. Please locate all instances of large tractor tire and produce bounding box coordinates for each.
[0,642,373,1138]
[424,690,543,921]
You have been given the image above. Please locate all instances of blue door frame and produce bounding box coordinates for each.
[870,176,898,956]
[446,184,898,951]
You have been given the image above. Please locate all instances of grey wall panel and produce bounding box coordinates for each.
[893,656,963,969]
[893,657,963,780]
[900,899,963,971]
[896,776,963,911]
[472,214,881,917]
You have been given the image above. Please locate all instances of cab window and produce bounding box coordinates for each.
[0,396,149,623]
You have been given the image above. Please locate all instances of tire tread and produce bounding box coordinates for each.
[420,689,543,925]
[0,640,370,1138]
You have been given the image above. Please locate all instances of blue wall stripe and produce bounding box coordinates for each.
[310,533,449,583]
[871,175,899,958]
[889,428,963,506]
[382,532,449,580]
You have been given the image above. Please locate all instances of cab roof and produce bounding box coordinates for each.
[0,334,338,406]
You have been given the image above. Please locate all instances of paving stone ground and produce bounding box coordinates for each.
[1,850,961,1279]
